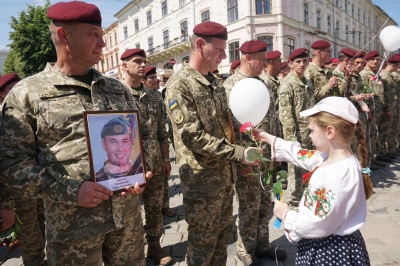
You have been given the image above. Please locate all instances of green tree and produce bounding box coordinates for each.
[3,0,56,78]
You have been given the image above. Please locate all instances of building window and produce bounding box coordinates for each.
[179,0,186,7]
[115,53,119,66]
[134,19,139,33]
[114,32,117,45]
[229,41,240,63]
[136,43,140,48]
[316,10,321,30]
[162,1,168,17]
[358,32,361,46]
[109,36,112,47]
[201,10,210,22]
[106,57,109,70]
[123,26,128,39]
[255,0,271,15]
[111,55,114,68]
[352,4,354,17]
[147,10,152,25]
[363,13,365,24]
[346,25,349,42]
[148,37,154,55]
[344,1,348,12]
[368,16,370,28]
[335,0,338,6]
[327,15,332,34]
[227,0,238,23]
[305,42,311,53]
[257,36,273,52]
[336,21,339,39]
[287,38,295,54]
[304,3,309,25]
[182,56,189,63]
[181,21,188,39]
[163,30,170,49]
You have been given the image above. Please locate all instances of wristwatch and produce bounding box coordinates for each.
[164,158,171,162]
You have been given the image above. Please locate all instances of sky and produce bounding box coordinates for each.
[1,0,400,50]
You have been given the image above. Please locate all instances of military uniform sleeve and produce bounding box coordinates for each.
[164,81,244,162]
[278,82,297,141]
[0,91,82,204]
[156,94,169,145]
[305,68,331,101]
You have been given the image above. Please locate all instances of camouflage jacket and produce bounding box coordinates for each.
[259,72,280,113]
[359,68,384,114]
[164,63,244,196]
[390,71,400,107]
[128,85,169,176]
[278,72,315,147]
[0,63,141,241]
[339,73,364,108]
[304,63,333,102]
[379,69,396,112]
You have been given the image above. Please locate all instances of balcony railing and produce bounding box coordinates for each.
[146,36,190,59]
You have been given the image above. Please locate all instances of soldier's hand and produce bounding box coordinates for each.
[121,182,145,196]
[77,181,113,207]
[0,208,15,231]
[163,162,172,177]
[329,76,338,88]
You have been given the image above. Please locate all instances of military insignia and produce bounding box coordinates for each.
[172,109,184,124]
[114,125,123,133]
[169,100,178,110]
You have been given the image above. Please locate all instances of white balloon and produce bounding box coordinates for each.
[379,26,400,52]
[229,78,270,126]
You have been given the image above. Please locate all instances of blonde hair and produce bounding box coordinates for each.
[310,112,373,200]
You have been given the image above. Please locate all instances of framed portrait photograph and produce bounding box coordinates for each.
[83,111,146,191]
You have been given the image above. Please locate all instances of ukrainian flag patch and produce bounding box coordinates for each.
[169,100,177,110]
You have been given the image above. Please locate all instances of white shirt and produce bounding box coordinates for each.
[273,138,367,243]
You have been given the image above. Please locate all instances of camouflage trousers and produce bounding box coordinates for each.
[162,174,170,209]
[141,172,164,243]
[286,163,307,209]
[235,174,271,256]
[378,113,394,155]
[184,185,233,266]
[15,198,46,266]
[46,199,145,266]
[388,109,400,151]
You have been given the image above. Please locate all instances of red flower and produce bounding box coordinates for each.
[298,149,308,156]
[240,122,253,133]
[370,75,377,81]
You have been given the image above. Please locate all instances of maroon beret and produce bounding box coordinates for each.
[120,48,146,60]
[365,50,380,61]
[387,54,400,63]
[311,40,331,49]
[0,73,21,91]
[288,48,309,62]
[230,59,240,70]
[144,66,157,78]
[332,58,340,64]
[280,61,288,70]
[239,40,267,54]
[193,21,227,40]
[340,48,356,58]
[266,50,282,60]
[47,1,102,27]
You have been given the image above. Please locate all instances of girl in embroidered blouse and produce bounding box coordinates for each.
[255,96,373,265]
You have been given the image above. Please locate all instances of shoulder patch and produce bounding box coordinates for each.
[169,100,178,110]
[171,108,184,124]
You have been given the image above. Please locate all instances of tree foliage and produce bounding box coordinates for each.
[3,0,56,78]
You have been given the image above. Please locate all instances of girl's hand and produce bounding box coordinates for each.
[273,199,290,220]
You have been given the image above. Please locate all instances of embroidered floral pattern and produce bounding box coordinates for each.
[297,149,317,161]
[302,167,318,187]
[304,186,335,219]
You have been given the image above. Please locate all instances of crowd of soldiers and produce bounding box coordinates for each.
[0,1,399,266]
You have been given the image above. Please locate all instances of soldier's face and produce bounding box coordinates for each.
[64,23,105,67]
[202,38,227,71]
[123,56,147,79]
[143,74,159,90]
[352,58,365,74]
[291,57,309,75]
[102,133,133,167]
[248,52,266,76]
[367,57,381,70]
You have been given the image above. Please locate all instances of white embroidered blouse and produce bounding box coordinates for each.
[273,138,367,243]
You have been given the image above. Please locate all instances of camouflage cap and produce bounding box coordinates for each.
[101,116,132,139]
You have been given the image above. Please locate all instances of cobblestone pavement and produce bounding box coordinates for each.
[1,152,400,266]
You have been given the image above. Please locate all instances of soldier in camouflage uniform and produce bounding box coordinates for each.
[0,73,46,266]
[391,57,400,153]
[163,22,258,266]
[224,42,287,265]
[142,66,176,217]
[360,51,386,167]
[304,40,338,102]
[279,48,315,208]
[0,2,150,265]
[380,55,400,159]
[120,48,172,266]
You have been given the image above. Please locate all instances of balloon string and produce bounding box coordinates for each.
[374,51,390,79]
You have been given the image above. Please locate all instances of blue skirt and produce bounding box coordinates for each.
[296,230,370,266]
